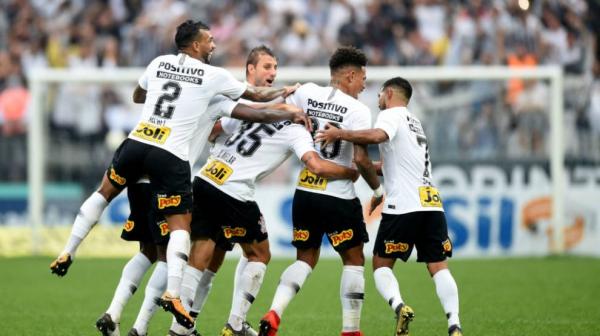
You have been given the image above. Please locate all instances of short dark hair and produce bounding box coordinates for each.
[329,46,367,73]
[175,20,210,50]
[246,45,276,74]
[383,77,412,101]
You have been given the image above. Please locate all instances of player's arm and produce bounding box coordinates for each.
[132,85,146,103]
[241,83,300,102]
[208,120,224,143]
[373,160,383,176]
[230,103,311,130]
[316,123,388,145]
[354,144,384,214]
[301,151,359,181]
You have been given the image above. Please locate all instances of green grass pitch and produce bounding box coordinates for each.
[1,256,599,335]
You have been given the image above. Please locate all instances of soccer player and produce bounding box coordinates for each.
[258,46,383,336]
[94,179,170,336]
[316,77,463,336]
[170,45,283,336]
[49,19,308,330]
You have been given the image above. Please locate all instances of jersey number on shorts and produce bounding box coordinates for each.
[310,117,341,159]
[153,81,182,119]
[225,122,276,157]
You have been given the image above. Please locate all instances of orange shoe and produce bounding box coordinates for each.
[258,310,280,336]
[156,292,195,329]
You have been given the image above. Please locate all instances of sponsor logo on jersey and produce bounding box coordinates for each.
[293,229,310,242]
[157,195,181,209]
[307,109,344,122]
[223,227,246,239]
[123,220,134,232]
[156,71,202,85]
[109,167,126,186]
[132,122,171,144]
[384,241,409,254]
[297,168,328,191]
[201,159,233,185]
[419,186,443,207]
[442,239,452,253]
[159,221,169,236]
[329,229,353,247]
[307,98,348,114]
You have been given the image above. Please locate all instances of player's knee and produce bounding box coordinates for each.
[427,260,448,276]
[139,242,158,263]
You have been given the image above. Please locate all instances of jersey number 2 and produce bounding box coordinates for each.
[153,81,181,119]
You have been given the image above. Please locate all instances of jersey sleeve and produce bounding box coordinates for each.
[207,95,238,118]
[285,83,311,107]
[374,109,401,141]
[214,68,247,100]
[287,124,317,159]
[351,105,372,130]
[220,117,242,134]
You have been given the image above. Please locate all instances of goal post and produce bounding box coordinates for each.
[26,65,565,255]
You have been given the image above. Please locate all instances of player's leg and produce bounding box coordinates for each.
[327,197,368,336]
[190,245,226,319]
[372,213,417,336]
[51,139,143,277]
[129,245,168,336]
[416,211,461,335]
[223,239,270,335]
[97,242,155,336]
[258,248,316,336]
[259,190,322,336]
[147,148,194,328]
[49,174,117,276]
[129,209,171,336]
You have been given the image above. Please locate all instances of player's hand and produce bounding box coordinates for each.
[291,109,312,131]
[283,83,301,98]
[350,169,360,182]
[315,122,341,146]
[369,195,384,215]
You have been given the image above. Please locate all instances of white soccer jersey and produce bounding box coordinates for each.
[128,53,247,161]
[195,119,316,201]
[286,82,371,199]
[374,107,444,215]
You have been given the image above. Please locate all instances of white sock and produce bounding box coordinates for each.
[191,270,216,315]
[62,192,108,256]
[166,229,191,297]
[106,253,152,322]
[373,267,404,312]
[133,261,167,334]
[231,256,249,307]
[340,265,364,332]
[270,260,312,317]
[228,262,267,331]
[180,265,203,311]
[433,269,460,327]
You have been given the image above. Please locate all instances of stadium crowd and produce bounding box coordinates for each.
[0,0,599,185]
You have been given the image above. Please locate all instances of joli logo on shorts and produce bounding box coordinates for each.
[157,195,181,209]
[384,242,409,254]
[223,227,246,238]
[329,229,353,247]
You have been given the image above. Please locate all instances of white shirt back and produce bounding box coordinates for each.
[286,82,371,199]
[195,118,316,201]
[128,53,247,161]
[374,107,444,214]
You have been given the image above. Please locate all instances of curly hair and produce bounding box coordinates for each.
[175,20,210,50]
[329,46,367,73]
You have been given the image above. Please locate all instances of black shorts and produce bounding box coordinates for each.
[191,177,268,251]
[120,182,170,245]
[373,211,452,263]
[292,190,368,252]
[107,139,192,215]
